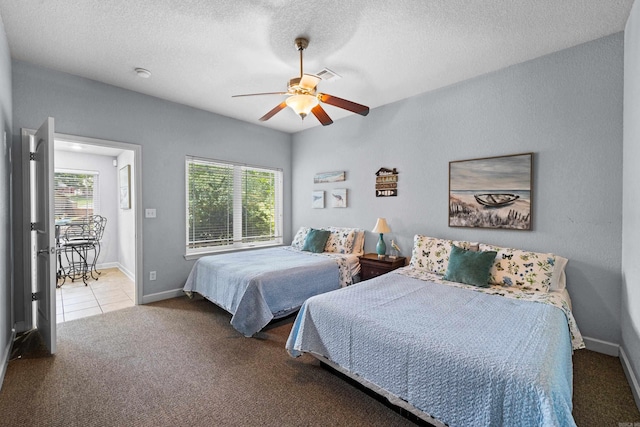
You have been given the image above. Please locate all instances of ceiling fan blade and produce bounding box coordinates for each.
[311,104,333,126]
[232,92,288,98]
[300,74,321,91]
[318,93,369,116]
[259,102,288,122]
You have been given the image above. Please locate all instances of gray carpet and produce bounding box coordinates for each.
[0,296,638,426]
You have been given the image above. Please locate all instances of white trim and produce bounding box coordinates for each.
[141,288,186,305]
[55,167,100,175]
[582,336,619,356]
[95,262,119,270]
[116,263,135,282]
[20,129,34,331]
[620,346,640,411]
[0,329,16,391]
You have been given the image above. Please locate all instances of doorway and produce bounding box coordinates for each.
[53,138,137,322]
[23,124,143,353]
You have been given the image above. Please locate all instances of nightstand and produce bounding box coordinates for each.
[359,253,407,281]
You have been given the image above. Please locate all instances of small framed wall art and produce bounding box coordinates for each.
[314,171,345,184]
[331,189,347,208]
[312,190,324,208]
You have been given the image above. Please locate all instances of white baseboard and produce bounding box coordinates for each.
[115,263,135,282]
[0,329,16,391]
[620,346,640,411]
[583,336,619,356]
[141,288,185,304]
[95,261,119,270]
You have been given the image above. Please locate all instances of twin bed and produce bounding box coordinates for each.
[184,230,583,426]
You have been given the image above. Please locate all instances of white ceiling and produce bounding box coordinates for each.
[0,0,635,134]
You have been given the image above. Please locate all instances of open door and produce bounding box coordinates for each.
[32,117,56,354]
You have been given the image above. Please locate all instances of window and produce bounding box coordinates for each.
[54,169,100,223]
[186,156,283,255]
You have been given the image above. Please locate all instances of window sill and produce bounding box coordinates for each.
[184,243,284,261]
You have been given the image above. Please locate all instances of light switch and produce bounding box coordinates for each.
[145,208,156,218]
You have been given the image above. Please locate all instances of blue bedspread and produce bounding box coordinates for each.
[184,247,341,336]
[286,272,575,427]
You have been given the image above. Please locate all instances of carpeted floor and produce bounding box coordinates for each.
[0,296,638,427]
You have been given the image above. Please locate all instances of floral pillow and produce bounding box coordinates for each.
[323,227,357,254]
[290,226,310,250]
[478,244,563,292]
[409,235,478,275]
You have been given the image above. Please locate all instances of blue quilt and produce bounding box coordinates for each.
[286,272,575,427]
[184,247,342,336]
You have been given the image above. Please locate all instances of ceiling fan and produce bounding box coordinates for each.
[233,37,369,126]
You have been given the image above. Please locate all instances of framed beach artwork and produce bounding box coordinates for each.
[312,190,324,208]
[314,171,345,184]
[449,153,533,230]
[330,189,347,208]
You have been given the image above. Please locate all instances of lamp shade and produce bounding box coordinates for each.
[286,94,319,119]
[372,218,391,234]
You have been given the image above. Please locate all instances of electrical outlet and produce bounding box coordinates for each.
[149,271,156,281]
[145,208,157,218]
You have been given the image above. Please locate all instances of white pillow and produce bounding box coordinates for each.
[550,256,568,291]
[352,230,365,254]
[290,226,310,250]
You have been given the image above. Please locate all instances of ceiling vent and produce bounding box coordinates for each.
[315,68,341,82]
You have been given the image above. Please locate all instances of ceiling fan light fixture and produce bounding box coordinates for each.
[286,94,318,119]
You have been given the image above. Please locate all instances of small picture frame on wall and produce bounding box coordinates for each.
[314,171,346,184]
[312,190,324,208]
[331,189,347,208]
[119,165,131,210]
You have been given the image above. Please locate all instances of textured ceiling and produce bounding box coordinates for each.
[0,0,635,134]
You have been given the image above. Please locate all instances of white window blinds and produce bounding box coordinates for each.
[186,156,282,254]
[54,170,100,223]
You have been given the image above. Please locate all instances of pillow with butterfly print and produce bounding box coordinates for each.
[478,244,566,292]
[409,235,479,275]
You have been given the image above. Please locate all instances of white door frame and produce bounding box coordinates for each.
[22,129,143,329]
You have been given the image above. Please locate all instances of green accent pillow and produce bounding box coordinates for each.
[443,245,497,288]
[302,228,331,253]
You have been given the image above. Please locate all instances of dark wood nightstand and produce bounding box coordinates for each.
[359,253,407,281]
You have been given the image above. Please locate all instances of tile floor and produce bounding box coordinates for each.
[56,267,135,323]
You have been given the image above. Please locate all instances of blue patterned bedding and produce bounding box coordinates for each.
[184,247,351,336]
[286,272,576,427]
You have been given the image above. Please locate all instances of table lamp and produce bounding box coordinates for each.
[372,218,391,258]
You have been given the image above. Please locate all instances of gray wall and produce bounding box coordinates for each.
[0,16,13,383]
[623,0,640,406]
[292,34,624,345]
[11,60,292,325]
[54,150,119,267]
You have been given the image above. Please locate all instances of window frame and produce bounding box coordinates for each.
[185,156,283,258]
